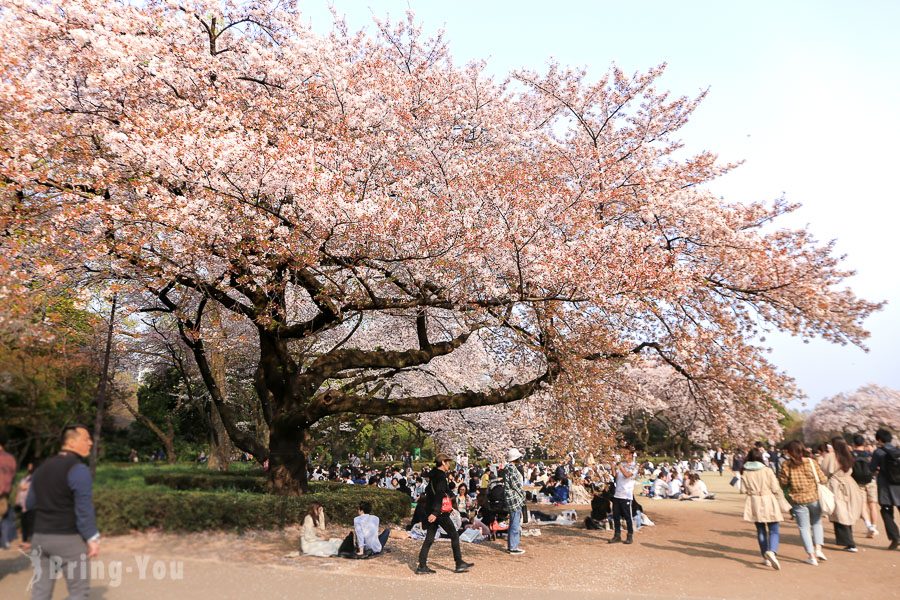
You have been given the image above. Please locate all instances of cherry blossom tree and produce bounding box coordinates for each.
[0,1,882,493]
[803,384,900,443]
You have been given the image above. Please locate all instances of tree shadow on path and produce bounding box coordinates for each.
[642,539,764,569]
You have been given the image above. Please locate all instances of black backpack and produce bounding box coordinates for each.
[884,446,900,486]
[851,451,874,485]
[487,480,506,512]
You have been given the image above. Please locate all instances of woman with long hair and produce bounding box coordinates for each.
[740,447,791,569]
[826,438,865,552]
[778,440,828,565]
[300,502,343,557]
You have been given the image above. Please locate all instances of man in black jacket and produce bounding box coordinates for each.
[415,453,473,574]
[872,428,900,550]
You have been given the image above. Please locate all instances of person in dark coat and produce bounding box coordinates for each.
[871,428,900,550]
[415,453,473,574]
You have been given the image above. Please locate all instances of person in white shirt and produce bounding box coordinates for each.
[341,501,390,557]
[668,474,684,499]
[609,448,637,545]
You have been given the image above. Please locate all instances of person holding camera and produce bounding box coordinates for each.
[608,448,637,545]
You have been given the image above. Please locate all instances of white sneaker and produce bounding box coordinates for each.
[765,551,780,570]
[508,548,526,555]
[805,557,819,566]
[762,558,772,567]
[845,546,858,553]
[815,548,827,561]
[867,528,879,538]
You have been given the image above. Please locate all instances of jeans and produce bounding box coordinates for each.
[634,511,643,531]
[418,513,463,567]
[0,504,16,548]
[791,501,824,555]
[507,509,522,551]
[612,498,633,536]
[754,522,780,556]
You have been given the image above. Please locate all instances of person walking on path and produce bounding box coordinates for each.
[0,434,18,550]
[871,428,900,550]
[851,434,880,538]
[26,425,100,600]
[778,440,828,565]
[416,453,473,574]
[609,448,637,545]
[503,448,526,555]
[822,438,865,552]
[740,447,791,570]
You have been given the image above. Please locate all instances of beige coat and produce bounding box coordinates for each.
[740,464,791,523]
[827,468,865,526]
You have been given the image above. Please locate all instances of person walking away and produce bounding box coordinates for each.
[503,448,526,555]
[850,434,879,537]
[26,425,100,599]
[769,445,781,475]
[823,439,865,552]
[714,448,726,476]
[609,448,637,545]
[870,428,900,550]
[416,454,473,574]
[740,447,791,569]
[0,434,17,549]
[778,440,827,565]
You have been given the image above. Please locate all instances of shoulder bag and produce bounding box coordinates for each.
[809,458,835,516]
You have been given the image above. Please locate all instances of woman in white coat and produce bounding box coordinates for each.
[301,502,343,557]
[740,447,791,570]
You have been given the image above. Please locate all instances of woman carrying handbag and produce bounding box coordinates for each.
[416,454,474,574]
[778,440,829,565]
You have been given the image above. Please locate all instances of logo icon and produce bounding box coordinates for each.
[19,545,42,592]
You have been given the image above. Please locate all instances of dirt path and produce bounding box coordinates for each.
[1,473,897,599]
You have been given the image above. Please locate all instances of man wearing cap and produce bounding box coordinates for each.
[416,453,474,574]
[504,448,527,555]
[26,425,100,600]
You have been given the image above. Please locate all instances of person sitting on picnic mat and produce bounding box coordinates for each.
[338,501,390,558]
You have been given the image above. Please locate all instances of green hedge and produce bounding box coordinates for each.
[95,486,411,534]
[144,472,267,493]
[143,472,351,494]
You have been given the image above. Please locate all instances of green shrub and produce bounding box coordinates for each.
[94,486,411,534]
[144,473,267,492]
[143,472,350,494]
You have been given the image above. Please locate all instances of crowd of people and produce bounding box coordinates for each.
[1,425,899,596]
[734,429,899,570]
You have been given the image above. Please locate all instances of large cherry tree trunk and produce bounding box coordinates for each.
[268,416,311,495]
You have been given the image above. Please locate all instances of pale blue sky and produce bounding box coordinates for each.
[304,1,900,407]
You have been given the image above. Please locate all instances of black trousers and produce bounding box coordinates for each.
[882,504,899,542]
[612,498,633,536]
[834,522,855,548]
[21,509,35,543]
[417,513,462,567]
